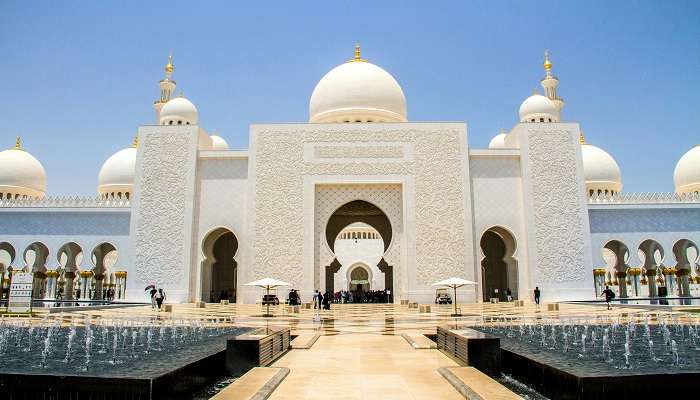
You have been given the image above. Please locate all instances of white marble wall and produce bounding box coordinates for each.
[469,149,529,300]
[128,125,201,302]
[190,151,250,302]
[513,123,595,301]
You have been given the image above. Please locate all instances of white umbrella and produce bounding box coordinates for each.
[432,277,478,316]
[244,278,290,317]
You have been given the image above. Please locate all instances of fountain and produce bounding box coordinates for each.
[474,312,700,399]
[0,314,251,399]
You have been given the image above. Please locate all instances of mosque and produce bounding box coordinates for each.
[1,47,699,305]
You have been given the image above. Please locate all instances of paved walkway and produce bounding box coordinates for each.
[269,333,463,400]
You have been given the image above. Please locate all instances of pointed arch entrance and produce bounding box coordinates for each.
[480,227,518,301]
[201,228,238,302]
[324,200,393,295]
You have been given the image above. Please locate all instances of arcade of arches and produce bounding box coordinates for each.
[201,228,238,303]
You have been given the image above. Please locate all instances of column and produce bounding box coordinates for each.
[32,272,46,299]
[616,270,628,298]
[44,270,59,299]
[0,266,4,300]
[645,268,658,297]
[79,271,93,299]
[676,268,691,297]
[63,271,76,300]
[662,267,676,296]
[628,268,641,297]
[115,271,127,299]
[593,268,606,297]
[93,274,104,300]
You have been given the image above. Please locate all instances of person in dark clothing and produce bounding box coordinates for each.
[150,287,158,309]
[323,291,331,310]
[533,287,541,305]
[506,288,513,302]
[601,285,616,310]
[155,288,166,310]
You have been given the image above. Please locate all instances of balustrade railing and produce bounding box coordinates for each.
[0,196,130,208]
[589,192,700,204]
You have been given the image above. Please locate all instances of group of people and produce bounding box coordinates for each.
[333,289,390,303]
[52,286,117,301]
[209,289,235,303]
[148,286,167,310]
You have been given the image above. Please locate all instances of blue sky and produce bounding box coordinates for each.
[1,0,698,195]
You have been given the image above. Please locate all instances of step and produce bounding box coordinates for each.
[210,367,289,400]
[438,367,521,400]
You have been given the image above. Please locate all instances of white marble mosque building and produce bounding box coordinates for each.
[1,47,699,305]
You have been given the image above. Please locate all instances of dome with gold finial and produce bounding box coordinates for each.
[210,134,229,150]
[159,93,198,126]
[0,137,47,199]
[519,92,559,123]
[674,144,700,195]
[97,136,138,199]
[309,44,407,123]
[579,133,622,195]
[488,128,508,149]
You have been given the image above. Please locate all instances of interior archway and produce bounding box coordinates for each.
[0,242,16,269]
[201,228,238,302]
[348,264,371,292]
[91,243,117,300]
[480,227,518,301]
[324,200,393,294]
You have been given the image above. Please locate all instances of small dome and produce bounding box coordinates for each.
[0,139,46,199]
[519,93,559,123]
[98,143,136,199]
[674,145,700,194]
[210,135,229,150]
[159,96,198,126]
[309,46,406,123]
[488,130,507,149]
[581,139,622,194]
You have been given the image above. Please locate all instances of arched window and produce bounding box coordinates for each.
[540,118,544,122]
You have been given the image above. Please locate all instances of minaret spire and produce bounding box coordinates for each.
[153,53,177,122]
[540,49,564,113]
[348,42,367,62]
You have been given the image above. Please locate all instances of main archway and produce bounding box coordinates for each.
[201,228,238,302]
[480,227,518,302]
[324,200,393,295]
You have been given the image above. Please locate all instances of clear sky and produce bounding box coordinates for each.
[1,0,698,196]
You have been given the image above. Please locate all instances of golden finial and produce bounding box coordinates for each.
[532,88,539,95]
[348,42,367,62]
[164,54,174,77]
[499,128,505,134]
[579,132,586,144]
[14,136,22,150]
[543,49,552,77]
[131,134,139,148]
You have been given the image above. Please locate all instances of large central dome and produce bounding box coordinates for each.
[309,45,407,123]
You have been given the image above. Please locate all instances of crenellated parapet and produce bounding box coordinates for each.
[589,191,700,204]
[0,196,130,208]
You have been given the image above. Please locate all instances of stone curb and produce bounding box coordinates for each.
[290,333,321,349]
[400,333,436,349]
[250,367,290,400]
[438,367,485,400]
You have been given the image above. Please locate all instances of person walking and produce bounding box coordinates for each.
[601,285,616,310]
[150,287,158,309]
[155,288,166,310]
[533,287,541,305]
[506,288,513,302]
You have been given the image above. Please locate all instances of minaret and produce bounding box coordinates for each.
[540,50,564,113]
[153,54,176,122]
